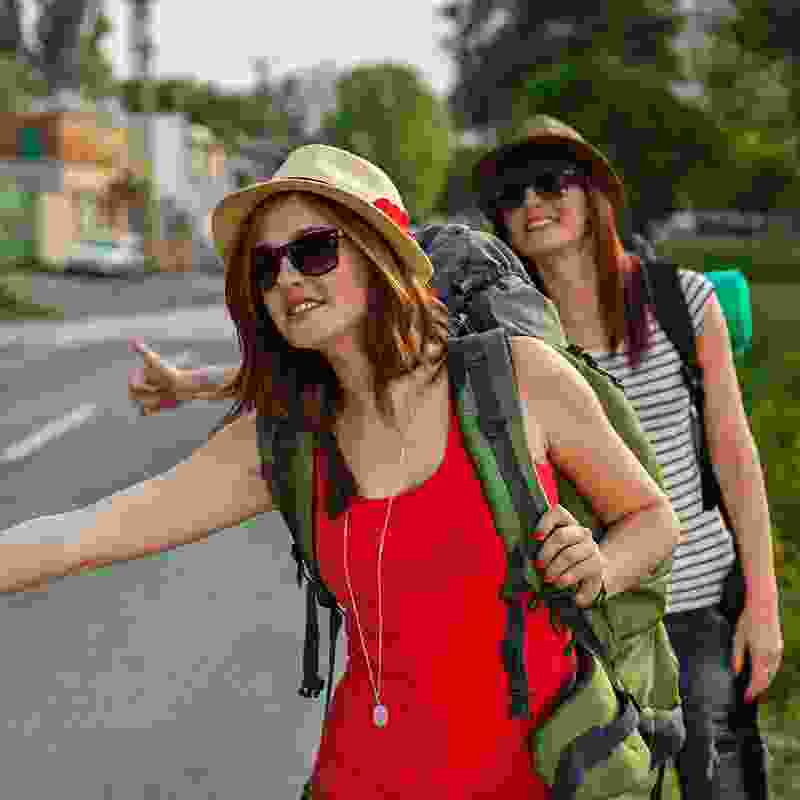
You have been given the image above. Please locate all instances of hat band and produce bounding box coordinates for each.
[270,175,411,235]
[373,197,410,234]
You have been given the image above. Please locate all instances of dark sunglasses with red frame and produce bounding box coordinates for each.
[253,225,342,292]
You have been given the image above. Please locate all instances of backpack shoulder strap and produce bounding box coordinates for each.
[638,259,726,517]
[449,327,551,536]
[640,259,700,382]
[255,412,343,714]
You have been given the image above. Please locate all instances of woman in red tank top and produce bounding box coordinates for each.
[311,391,573,799]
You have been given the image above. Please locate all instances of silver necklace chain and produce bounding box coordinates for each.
[342,441,407,729]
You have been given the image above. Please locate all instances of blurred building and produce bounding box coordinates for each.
[0,107,238,271]
[0,109,138,263]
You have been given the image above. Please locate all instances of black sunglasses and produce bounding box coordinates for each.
[490,162,588,213]
[252,226,342,292]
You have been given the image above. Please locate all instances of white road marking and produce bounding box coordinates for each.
[1,403,98,463]
[0,305,234,349]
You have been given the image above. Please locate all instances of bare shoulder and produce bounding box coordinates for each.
[509,335,570,377]
[508,336,598,414]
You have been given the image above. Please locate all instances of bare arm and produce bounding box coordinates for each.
[0,412,272,594]
[698,295,777,606]
[182,365,240,397]
[510,337,682,599]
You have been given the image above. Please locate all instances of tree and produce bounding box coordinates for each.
[725,0,800,64]
[440,0,686,130]
[321,63,453,221]
[719,0,800,149]
[1,0,113,102]
[118,76,292,152]
[680,24,799,211]
[79,10,116,100]
[0,54,48,113]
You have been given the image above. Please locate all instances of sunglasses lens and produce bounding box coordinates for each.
[495,184,528,211]
[532,171,562,195]
[291,230,339,275]
[493,165,583,212]
[253,229,340,291]
[253,248,280,291]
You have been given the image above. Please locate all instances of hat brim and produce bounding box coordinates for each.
[211,178,434,285]
[474,134,626,214]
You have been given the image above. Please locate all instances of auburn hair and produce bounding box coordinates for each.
[492,185,652,369]
[208,192,449,438]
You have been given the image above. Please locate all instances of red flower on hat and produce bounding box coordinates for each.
[373,197,410,233]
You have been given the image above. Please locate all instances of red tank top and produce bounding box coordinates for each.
[310,389,576,799]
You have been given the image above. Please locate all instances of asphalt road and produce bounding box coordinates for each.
[0,306,343,799]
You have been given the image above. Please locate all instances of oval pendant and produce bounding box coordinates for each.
[373,703,389,728]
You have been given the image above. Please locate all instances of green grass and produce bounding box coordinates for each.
[1,255,65,276]
[730,284,800,796]
[0,272,64,321]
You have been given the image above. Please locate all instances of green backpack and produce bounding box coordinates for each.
[255,226,685,800]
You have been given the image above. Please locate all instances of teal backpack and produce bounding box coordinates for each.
[255,225,685,800]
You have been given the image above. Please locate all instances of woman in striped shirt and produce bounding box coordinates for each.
[471,115,780,800]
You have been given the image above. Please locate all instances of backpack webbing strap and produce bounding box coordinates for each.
[449,330,541,719]
[640,707,687,771]
[640,261,723,514]
[551,687,641,800]
[449,330,611,716]
[651,763,668,800]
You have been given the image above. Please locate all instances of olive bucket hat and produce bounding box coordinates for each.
[473,115,627,216]
[211,144,434,285]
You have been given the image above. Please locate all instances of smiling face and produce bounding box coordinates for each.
[502,181,592,263]
[254,194,374,353]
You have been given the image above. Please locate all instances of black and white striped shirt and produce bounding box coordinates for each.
[587,269,736,614]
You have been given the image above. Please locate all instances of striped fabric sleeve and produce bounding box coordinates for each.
[678,269,716,338]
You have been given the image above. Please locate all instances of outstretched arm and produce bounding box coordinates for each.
[0,412,272,594]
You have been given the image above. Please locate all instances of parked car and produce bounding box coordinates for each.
[64,236,148,277]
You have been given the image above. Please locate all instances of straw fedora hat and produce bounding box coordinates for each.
[473,115,626,215]
[211,144,433,284]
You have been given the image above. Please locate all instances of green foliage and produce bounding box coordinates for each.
[118,77,291,152]
[0,273,64,321]
[733,292,800,727]
[322,63,453,221]
[441,0,686,129]
[432,143,487,217]
[676,25,799,212]
[725,0,800,63]
[79,11,116,101]
[0,54,48,112]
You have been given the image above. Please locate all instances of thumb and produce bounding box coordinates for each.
[129,338,163,367]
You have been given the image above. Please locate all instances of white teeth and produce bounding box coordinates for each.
[528,219,554,228]
[289,301,322,316]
